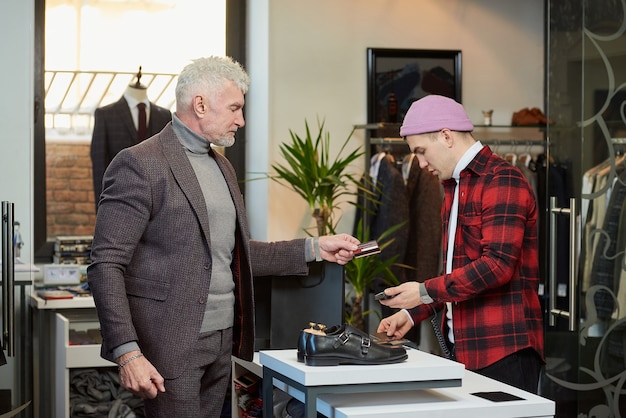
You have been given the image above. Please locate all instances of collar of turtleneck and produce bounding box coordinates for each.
[172,113,212,155]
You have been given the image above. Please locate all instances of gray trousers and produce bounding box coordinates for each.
[143,328,233,418]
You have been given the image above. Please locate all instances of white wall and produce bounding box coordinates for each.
[246,0,544,241]
[0,0,34,262]
[0,0,545,249]
[0,0,34,399]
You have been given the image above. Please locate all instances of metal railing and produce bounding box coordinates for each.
[45,70,177,136]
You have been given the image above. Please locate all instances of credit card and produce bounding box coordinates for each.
[354,240,381,258]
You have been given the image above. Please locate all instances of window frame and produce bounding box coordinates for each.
[33,0,247,262]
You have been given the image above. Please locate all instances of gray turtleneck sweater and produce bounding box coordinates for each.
[172,114,236,333]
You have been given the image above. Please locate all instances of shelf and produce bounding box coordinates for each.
[233,353,262,377]
[357,124,546,150]
[474,124,547,128]
[30,292,95,309]
[355,123,547,131]
[355,123,546,142]
[369,137,406,145]
[232,353,262,418]
[55,311,112,368]
[32,292,112,417]
[354,123,400,130]
[54,309,115,417]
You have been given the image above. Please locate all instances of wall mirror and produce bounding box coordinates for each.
[367,48,462,125]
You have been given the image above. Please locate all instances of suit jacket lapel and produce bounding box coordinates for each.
[155,126,249,262]
[158,126,213,243]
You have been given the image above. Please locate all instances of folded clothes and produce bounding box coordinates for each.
[69,368,144,417]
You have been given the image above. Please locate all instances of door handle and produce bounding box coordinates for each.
[548,197,578,331]
[2,201,15,356]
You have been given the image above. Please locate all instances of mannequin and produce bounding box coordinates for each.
[90,66,172,210]
[124,67,149,102]
[124,84,149,102]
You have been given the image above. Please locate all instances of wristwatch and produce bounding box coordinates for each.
[419,282,434,304]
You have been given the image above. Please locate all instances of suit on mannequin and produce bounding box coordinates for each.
[90,79,172,209]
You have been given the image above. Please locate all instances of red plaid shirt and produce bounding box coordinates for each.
[409,145,544,370]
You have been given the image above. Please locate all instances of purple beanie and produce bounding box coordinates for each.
[400,95,474,136]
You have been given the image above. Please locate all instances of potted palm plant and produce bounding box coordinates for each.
[268,118,406,330]
[269,118,364,236]
[343,219,405,330]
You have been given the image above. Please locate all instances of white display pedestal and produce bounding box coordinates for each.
[260,348,464,417]
[257,348,555,418]
[316,369,555,417]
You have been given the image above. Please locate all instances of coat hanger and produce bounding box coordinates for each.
[518,148,532,167]
[504,152,517,166]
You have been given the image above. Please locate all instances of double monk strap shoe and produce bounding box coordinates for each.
[303,325,408,366]
[297,323,389,363]
[297,322,332,362]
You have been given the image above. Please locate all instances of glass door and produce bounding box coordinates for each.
[542,1,626,416]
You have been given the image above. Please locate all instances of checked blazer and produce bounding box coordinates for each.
[87,123,309,378]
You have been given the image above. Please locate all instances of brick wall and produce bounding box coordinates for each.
[46,141,96,238]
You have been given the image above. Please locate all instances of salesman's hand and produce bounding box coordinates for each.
[378,281,422,309]
[318,234,360,265]
[117,351,166,399]
[377,310,413,340]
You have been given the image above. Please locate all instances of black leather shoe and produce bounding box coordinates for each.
[304,324,408,366]
[297,323,334,362]
[297,323,385,362]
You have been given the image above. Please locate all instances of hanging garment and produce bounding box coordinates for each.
[581,167,609,292]
[590,167,626,320]
[613,196,626,316]
[354,152,410,292]
[403,153,443,282]
[516,158,538,201]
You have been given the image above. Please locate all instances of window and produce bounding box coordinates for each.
[45,0,226,136]
[34,0,246,261]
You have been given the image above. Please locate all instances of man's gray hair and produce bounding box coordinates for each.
[175,56,250,106]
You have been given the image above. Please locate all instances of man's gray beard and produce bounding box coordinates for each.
[211,136,235,147]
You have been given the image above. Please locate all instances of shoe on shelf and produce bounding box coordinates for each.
[297,322,397,363]
[302,323,408,366]
[511,107,554,126]
[297,322,329,362]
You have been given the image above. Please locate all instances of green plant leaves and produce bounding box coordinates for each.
[270,118,363,235]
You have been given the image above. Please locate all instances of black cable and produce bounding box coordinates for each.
[429,306,453,360]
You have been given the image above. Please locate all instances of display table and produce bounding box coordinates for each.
[315,369,555,417]
[259,348,555,418]
[260,348,464,418]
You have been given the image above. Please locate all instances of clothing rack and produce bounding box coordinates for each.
[481,139,545,146]
[370,137,404,145]
[366,136,546,147]
[481,139,545,154]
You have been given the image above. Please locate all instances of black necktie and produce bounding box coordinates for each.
[137,103,147,141]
